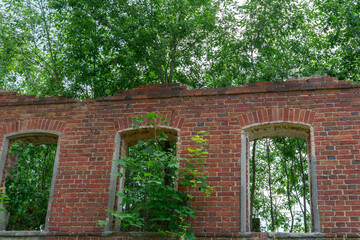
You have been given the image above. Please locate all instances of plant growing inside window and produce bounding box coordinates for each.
[5,141,57,230]
[100,113,213,240]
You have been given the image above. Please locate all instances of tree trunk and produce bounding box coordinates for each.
[250,140,257,231]
[41,145,51,191]
[266,139,275,232]
[297,139,308,232]
[282,138,294,232]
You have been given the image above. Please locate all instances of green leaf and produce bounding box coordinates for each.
[133,176,142,181]
[117,192,126,199]
[98,220,107,227]
[185,231,195,240]
[147,112,158,120]
[168,162,180,169]
[159,132,168,140]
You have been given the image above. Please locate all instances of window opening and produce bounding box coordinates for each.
[249,137,310,233]
[0,133,59,231]
[106,113,212,239]
[240,122,320,234]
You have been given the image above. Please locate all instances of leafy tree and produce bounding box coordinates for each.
[0,0,227,98]
[205,0,327,87]
[1,0,360,97]
[314,0,360,82]
[0,0,66,96]
[53,0,223,91]
[5,141,57,230]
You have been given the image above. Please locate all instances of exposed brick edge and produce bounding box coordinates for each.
[115,115,184,132]
[238,108,316,128]
[0,90,79,107]
[104,76,360,102]
[0,76,359,106]
[3,119,66,135]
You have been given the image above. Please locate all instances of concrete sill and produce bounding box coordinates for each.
[0,231,49,237]
[104,231,174,239]
[257,232,324,239]
[196,232,324,239]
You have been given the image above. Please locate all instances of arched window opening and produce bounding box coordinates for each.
[108,127,179,232]
[241,123,320,235]
[0,132,60,231]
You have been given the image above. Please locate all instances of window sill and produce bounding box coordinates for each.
[0,231,49,237]
[253,232,324,239]
[195,232,324,239]
[105,231,175,239]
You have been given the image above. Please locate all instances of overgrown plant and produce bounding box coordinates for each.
[5,141,57,230]
[100,113,212,240]
[0,188,9,222]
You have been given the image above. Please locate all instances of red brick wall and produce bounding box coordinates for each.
[0,75,359,239]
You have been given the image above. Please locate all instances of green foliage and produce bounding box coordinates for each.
[5,141,57,230]
[180,131,213,196]
[313,0,360,82]
[250,137,310,233]
[0,188,10,221]
[1,0,360,97]
[0,0,226,98]
[101,113,212,239]
[2,0,359,98]
[206,0,325,87]
[0,0,66,97]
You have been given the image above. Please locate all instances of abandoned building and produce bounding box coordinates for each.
[0,75,358,239]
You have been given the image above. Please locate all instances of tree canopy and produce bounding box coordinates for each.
[0,0,359,98]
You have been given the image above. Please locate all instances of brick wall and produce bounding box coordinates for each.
[0,75,358,239]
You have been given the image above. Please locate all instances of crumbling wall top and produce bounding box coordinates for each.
[106,75,359,101]
[0,75,358,106]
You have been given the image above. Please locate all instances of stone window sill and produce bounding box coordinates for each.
[248,232,324,239]
[0,231,49,237]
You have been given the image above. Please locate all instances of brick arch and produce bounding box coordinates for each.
[115,114,184,132]
[0,120,64,231]
[3,119,66,135]
[238,108,320,233]
[238,108,316,128]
